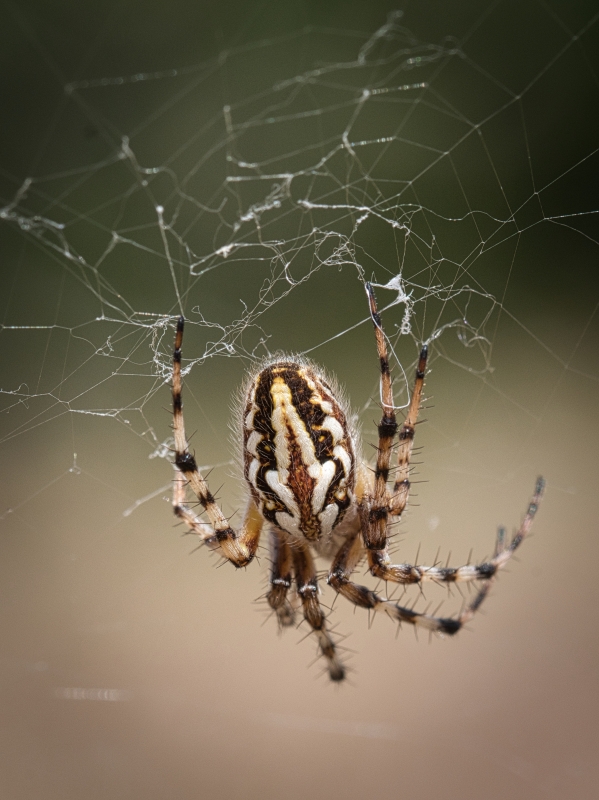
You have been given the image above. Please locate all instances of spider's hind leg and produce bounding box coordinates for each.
[368,477,545,587]
[292,541,346,682]
[329,531,493,637]
[267,528,296,627]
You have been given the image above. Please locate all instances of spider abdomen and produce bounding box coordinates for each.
[243,361,355,542]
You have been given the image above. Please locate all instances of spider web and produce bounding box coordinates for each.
[1,4,598,542]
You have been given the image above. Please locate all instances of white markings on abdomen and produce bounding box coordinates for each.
[242,362,355,543]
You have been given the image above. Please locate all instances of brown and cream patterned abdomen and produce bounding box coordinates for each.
[243,362,355,543]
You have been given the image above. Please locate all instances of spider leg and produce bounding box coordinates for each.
[362,284,428,549]
[267,528,296,627]
[390,343,427,518]
[363,282,399,550]
[172,469,218,542]
[328,532,490,636]
[172,316,262,567]
[292,540,345,682]
[368,478,545,585]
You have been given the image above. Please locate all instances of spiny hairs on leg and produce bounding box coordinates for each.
[171,316,234,539]
[266,528,296,628]
[362,282,429,550]
[388,476,545,633]
[330,478,545,637]
[171,316,263,568]
[368,477,546,588]
[293,542,346,682]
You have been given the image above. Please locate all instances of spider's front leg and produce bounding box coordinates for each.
[171,316,263,567]
[362,285,544,590]
[361,283,426,552]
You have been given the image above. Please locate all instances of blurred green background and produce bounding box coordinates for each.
[1,2,598,799]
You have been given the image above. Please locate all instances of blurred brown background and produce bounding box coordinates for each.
[1,2,598,799]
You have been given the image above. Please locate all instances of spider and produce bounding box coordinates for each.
[171,283,544,681]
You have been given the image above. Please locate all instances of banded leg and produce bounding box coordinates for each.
[328,532,491,636]
[390,344,427,517]
[364,282,398,549]
[363,284,427,548]
[368,478,545,586]
[267,528,296,627]
[292,541,345,682]
[172,316,262,567]
[172,469,218,543]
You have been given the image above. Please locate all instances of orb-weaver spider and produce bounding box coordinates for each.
[171,283,544,680]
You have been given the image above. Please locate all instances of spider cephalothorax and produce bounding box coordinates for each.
[171,283,544,681]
